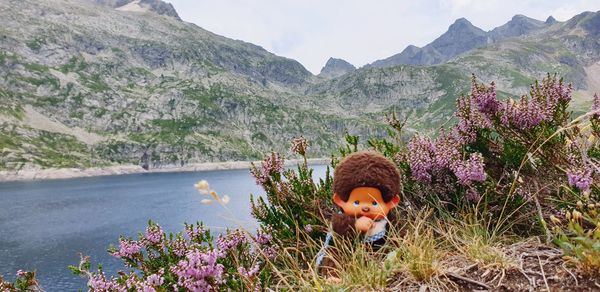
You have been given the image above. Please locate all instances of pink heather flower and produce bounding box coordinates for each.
[500,96,546,130]
[185,223,205,240]
[304,224,313,233]
[408,135,435,183]
[171,237,188,257]
[144,224,164,245]
[16,270,26,277]
[255,231,272,245]
[171,249,225,291]
[456,94,492,143]
[451,153,487,185]
[500,75,572,130]
[471,78,500,116]
[146,271,164,286]
[251,152,284,186]
[112,239,142,258]
[217,230,246,252]
[262,246,278,260]
[567,169,593,191]
[88,272,121,291]
[238,263,261,278]
[433,129,462,168]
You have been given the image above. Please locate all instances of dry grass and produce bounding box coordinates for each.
[260,207,596,291]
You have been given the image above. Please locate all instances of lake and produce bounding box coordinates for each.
[0,164,328,291]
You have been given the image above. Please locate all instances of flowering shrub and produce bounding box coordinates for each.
[0,270,41,291]
[70,221,275,291]
[250,142,335,246]
[373,74,600,235]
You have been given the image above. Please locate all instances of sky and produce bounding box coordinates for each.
[168,0,600,74]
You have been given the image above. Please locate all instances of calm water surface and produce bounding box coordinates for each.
[0,165,328,291]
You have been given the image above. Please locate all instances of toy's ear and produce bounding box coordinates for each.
[333,193,345,207]
[387,195,401,208]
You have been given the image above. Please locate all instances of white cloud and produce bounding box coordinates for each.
[169,0,600,74]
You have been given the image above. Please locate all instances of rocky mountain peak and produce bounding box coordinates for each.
[319,57,356,79]
[545,16,558,24]
[443,17,487,40]
[94,0,181,20]
[489,14,545,40]
[448,18,476,31]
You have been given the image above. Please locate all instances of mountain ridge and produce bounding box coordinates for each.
[369,13,559,68]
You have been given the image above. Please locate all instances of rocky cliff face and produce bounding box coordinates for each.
[318,58,356,79]
[0,1,598,171]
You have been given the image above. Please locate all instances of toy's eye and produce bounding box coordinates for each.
[372,201,378,206]
[353,201,360,206]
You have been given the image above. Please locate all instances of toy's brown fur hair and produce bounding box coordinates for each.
[333,151,401,203]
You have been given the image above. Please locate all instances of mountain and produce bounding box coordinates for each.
[94,0,181,20]
[370,18,490,67]
[489,14,547,40]
[0,0,381,170]
[370,15,556,68]
[1,1,599,171]
[320,11,600,129]
[318,58,356,79]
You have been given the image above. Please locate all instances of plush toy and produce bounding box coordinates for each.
[330,150,401,245]
[316,151,401,273]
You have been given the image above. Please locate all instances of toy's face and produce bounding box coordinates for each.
[333,187,400,220]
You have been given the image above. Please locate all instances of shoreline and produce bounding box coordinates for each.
[0,158,330,182]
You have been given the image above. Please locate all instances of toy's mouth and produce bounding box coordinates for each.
[361,213,381,220]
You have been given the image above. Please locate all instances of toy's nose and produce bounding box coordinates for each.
[362,206,370,212]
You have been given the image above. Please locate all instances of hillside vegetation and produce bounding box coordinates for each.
[0,1,599,173]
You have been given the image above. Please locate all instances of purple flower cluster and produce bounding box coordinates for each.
[433,129,462,169]
[251,152,284,186]
[255,231,272,245]
[172,237,188,257]
[171,249,225,291]
[216,230,247,252]
[452,153,486,185]
[408,132,486,186]
[467,74,572,131]
[500,97,546,130]
[471,79,500,115]
[408,135,435,182]
[145,269,165,286]
[78,221,275,291]
[456,94,493,143]
[238,263,261,278]
[144,224,164,245]
[88,272,120,291]
[185,223,205,240]
[567,169,593,191]
[112,238,142,259]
